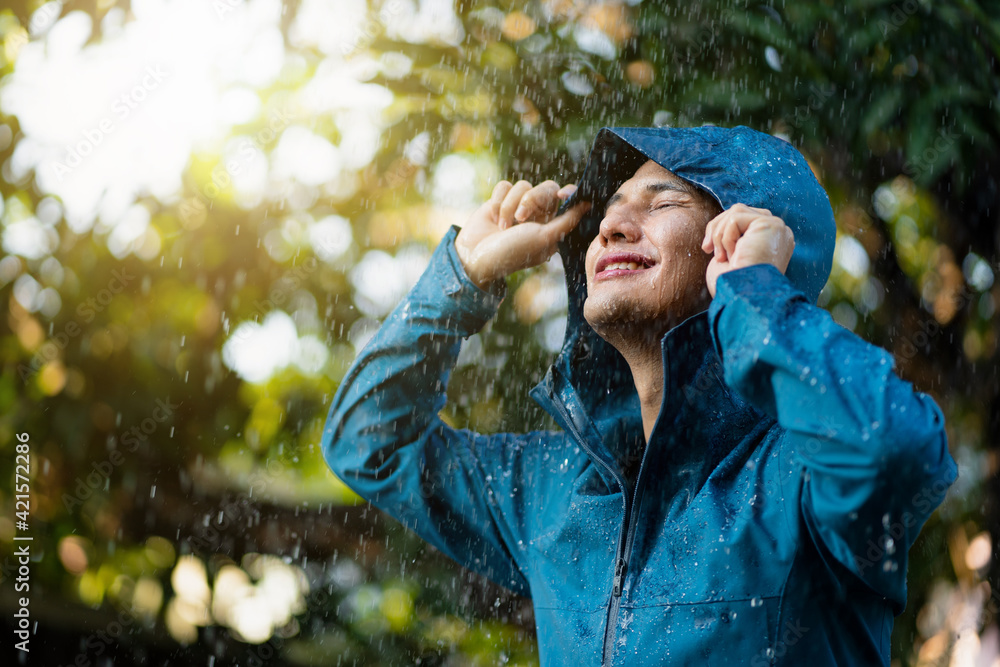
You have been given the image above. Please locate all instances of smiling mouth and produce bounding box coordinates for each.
[595,254,655,278]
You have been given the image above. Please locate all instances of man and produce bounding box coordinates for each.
[322,125,957,665]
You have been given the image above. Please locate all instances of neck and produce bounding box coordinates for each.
[606,330,667,443]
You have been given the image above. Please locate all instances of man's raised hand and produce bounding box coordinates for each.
[456,180,591,289]
[702,203,796,298]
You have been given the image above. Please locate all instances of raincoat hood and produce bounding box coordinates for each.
[542,126,837,468]
[563,125,836,302]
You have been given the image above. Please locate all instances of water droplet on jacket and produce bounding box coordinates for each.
[750,597,762,607]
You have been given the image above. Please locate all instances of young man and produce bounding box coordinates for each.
[322,125,957,665]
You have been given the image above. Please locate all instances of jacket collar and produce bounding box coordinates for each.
[530,309,745,491]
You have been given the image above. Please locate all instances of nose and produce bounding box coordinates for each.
[598,206,641,246]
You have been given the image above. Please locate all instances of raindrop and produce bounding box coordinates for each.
[750,597,762,608]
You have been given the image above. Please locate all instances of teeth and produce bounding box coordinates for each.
[604,261,643,271]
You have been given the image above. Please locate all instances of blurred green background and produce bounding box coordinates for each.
[0,0,998,665]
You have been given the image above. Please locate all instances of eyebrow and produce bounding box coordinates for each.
[605,181,693,211]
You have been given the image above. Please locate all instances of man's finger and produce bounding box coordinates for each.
[515,180,560,223]
[491,180,513,204]
[721,215,750,260]
[545,201,591,244]
[499,180,533,230]
[557,184,578,199]
[712,214,731,262]
[486,181,514,223]
[702,214,720,254]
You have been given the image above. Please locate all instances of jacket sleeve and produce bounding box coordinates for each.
[320,226,530,595]
[708,264,958,609]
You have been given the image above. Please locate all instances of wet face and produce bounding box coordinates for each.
[583,160,722,341]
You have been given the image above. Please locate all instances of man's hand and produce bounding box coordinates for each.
[456,180,591,289]
[702,203,796,298]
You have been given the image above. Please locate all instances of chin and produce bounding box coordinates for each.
[584,288,709,344]
[584,294,655,336]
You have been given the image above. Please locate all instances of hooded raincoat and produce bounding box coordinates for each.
[321,125,958,665]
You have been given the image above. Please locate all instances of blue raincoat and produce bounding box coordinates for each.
[322,126,957,665]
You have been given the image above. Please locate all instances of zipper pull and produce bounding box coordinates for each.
[612,557,628,597]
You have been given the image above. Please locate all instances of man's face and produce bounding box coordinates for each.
[583,160,721,339]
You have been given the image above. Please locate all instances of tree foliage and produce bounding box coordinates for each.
[0,0,998,665]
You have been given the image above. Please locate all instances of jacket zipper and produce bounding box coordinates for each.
[602,438,653,666]
[545,387,637,667]
[539,334,680,664]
